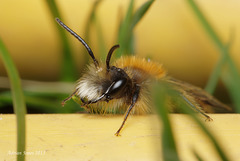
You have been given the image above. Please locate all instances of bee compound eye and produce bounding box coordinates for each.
[106,78,128,99]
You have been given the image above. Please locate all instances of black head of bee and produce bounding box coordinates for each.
[81,45,133,105]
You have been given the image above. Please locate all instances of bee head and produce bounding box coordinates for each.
[103,65,131,102]
[104,45,132,101]
[80,45,132,104]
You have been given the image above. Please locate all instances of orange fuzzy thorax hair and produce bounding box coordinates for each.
[114,56,166,79]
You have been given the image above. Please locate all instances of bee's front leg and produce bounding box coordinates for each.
[115,85,140,136]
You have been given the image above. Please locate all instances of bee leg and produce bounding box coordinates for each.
[81,82,117,105]
[61,89,78,106]
[79,94,107,114]
[81,94,105,106]
[80,98,89,106]
[78,98,91,112]
[181,93,213,121]
[115,85,140,136]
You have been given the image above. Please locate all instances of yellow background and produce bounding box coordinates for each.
[0,0,239,85]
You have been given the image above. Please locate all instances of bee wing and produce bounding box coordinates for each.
[163,77,233,113]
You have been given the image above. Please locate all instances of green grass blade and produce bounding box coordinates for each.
[204,47,227,93]
[192,148,204,161]
[205,30,235,94]
[116,0,154,57]
[0,91,81,113]
[127,0,155,55]
[84,0,103,40]
[0,38,27,161]
[187,0,240,112]
[116,0,134,57]
[45,0,77,81]
[153,83,180,161]
[0,77,79,113]
[84,0,105,60]
[130,0,154,31]
[95,19,107,59]
[186,0,223,52]
[222,70,240,112]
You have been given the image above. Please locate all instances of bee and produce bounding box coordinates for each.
[56,18,233,136]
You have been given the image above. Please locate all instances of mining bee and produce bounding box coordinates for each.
[56,18,232,136]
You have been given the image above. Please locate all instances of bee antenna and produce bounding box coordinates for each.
[106,44,120,71]
[55,18,99,68]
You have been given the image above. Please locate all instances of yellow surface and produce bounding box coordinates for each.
[0,114,240,161]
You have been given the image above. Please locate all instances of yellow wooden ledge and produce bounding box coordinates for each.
[0,114,239,161]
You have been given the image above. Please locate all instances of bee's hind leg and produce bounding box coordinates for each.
[180,93,213,121]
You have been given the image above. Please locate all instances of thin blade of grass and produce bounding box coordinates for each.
[126,0,155,56]
[84,0,103,41]
[130,0,154,31]
[153,83,180,161]
[187,0,240,112]
[116,0,134,57]
[204,46,228,93]
[45,0,77,81]
[192,148,204,161]
[116,0,154,57]
[84,0,106,60]
[205,30,235,93]
[222,69,240,111]
[127,0,155,55]
[95,19,107,59]
[0,38,27,161]
[0,77,79,112]
[0,91,81,113]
